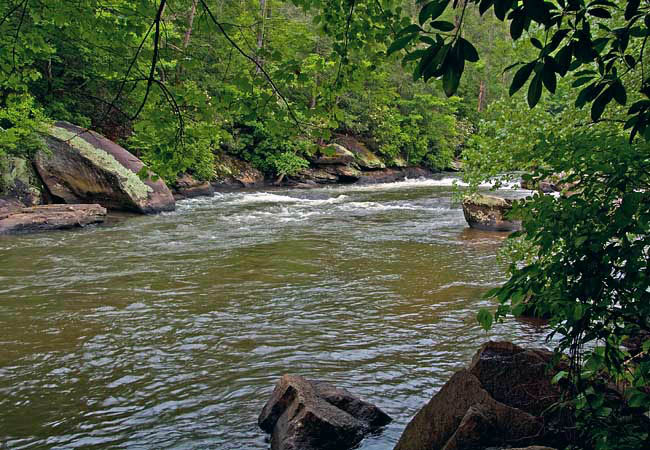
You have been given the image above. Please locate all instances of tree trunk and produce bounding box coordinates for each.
[255,0,269,74]
[477,79,487,112]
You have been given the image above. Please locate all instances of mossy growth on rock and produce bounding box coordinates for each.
[47,125,152,201]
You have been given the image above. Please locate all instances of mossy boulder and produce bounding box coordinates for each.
[213,154,265,188]
[0,155,43,206]
[334,136,386,170]
[312,144,356,165]
[35,122,175,214]
[462,194,521,232]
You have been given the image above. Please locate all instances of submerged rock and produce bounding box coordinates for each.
[259,374,391,450]
[0,155,44,206]
[35,122,175,214]
[462,194,521,232]
[0,204,106,234]
[395,341,569,450]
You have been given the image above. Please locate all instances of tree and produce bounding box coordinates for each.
[389,1,650,447]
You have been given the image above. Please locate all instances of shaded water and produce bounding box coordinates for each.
[0,177,548,449]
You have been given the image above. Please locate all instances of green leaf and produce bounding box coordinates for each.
[460,38,479,62]
[387,34,416,55]
[509,61,535,96]
[477,308,494,331]
[419,1,449,26]
[430,20,455,32]
[527,72,543,107]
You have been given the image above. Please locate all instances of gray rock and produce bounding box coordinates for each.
[462,194,521,232]
[259,374,391,450]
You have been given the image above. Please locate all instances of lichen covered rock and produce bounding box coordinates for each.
[462,194,521,232]
[0,155,43,206]
[334,136,386,169]
[35,122,175,214]
[213,153,265,188]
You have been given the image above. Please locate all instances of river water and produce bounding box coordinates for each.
[0,177,548,449]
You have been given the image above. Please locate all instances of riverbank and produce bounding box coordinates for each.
[0,122,462,234]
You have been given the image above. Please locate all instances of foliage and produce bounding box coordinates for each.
[0,94,49,158]
[396,0,650,141]
[479,127,650,448]
[268,152,310,177]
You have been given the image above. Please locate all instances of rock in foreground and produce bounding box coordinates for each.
[395,341,567,450]
[259,374,391,450]
[0,204,106,234]
[36,122,175,214]
[462,194,521,232]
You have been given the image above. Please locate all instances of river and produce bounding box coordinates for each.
[0,176,549,449]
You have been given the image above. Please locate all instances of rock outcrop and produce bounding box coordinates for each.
[334,135,386,170]
[0,155,43,206]
[462,194,521,232]
[213,153,265,188]
[395,341,569,450]
[173,173,214,199]
[35,122,175,214]
[259,374,391,450]
[0,204,106,234]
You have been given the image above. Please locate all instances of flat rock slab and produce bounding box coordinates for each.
[0,204,106,234]
[259,374,391,450]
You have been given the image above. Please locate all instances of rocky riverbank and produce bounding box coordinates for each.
[258,341,650,450]
[0,122,448,234]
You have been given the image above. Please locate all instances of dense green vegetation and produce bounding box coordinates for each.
[3,0,650,448]
[0,0,520,182]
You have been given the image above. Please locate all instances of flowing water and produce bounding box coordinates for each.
[0,176,549,449]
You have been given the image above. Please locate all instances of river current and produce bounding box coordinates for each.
[0,176,548,449]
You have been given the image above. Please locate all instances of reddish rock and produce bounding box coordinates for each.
[0,204,106,234]
[173,173,214,199]
[395,342,571,450]
[35,122,175,214]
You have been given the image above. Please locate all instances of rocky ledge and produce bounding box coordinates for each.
[0,203,106,234]
[258,374,392,450]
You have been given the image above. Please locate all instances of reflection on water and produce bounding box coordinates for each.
[0,176,546,449]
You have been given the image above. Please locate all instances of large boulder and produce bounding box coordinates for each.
[0,204,106,234]
[395,341,569,450]
[334,136,386,170]
[259,374,391,450]
[462,194,521,232]
[311,144,356,165]
[35,122,175,214]
[213,153,265,188]
[0,155,43,206]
